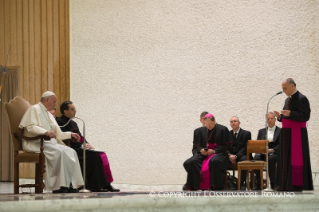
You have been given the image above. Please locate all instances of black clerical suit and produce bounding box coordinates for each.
[228,128,252,183]
[254,126,281,189]
[183,124,230,190]
[56,115,108,192]
[192,127,203,156]
[276,91,313,191]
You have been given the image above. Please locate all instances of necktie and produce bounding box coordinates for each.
[233,133,237,143]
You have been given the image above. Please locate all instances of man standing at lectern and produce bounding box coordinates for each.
[274,78,313,191]
[253,112,281,190]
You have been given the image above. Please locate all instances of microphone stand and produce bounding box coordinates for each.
[264,91,282,192]
[73,117,91,193]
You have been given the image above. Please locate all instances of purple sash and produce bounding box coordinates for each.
[79,136,114,183]
[282,119,306,186]
[99,152,114,183]
[200,143,217,190]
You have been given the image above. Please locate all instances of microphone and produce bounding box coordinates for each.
[72,117,90,193]
[264,91,282,192]
[276,91,283,95]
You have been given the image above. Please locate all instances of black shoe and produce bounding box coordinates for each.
[99,189,109,192]
[182,184,187,191]
[68,187,79,193]
[105,184,120,192]
[52,187,69,193]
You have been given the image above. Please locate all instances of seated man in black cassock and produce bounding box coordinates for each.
[191,111,209,156]
[183,114,229,190]
[183,111,209,190]
[253,112,281,190]
[228,116,252,189]
[56,101,119,192]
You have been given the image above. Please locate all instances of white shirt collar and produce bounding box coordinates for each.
[234,128,241,134]
[268,125,276,131]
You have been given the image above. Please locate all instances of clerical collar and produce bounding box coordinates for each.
[290,90,298,98]
[61,114,71,120]
[268,125,276,131]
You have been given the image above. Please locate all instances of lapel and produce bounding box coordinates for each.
[262,128,267,139]
[235,129,242,144]
[273,127,280,144]
[229,130,234,145]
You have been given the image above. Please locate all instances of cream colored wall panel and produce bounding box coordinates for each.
[70,0,319,184]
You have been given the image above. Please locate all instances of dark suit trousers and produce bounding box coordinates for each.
[253,153,278,186]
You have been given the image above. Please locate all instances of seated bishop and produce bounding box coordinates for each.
[56,101,119,192]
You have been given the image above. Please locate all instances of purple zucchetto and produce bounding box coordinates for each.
[204,113,214,118]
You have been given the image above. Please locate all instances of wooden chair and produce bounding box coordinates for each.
[5,96,49,194]
[237,140,267,190]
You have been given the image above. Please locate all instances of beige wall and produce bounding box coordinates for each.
[70,0,319,184]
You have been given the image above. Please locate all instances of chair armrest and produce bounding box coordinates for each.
[14,133,49,153]
[17,134,50,141]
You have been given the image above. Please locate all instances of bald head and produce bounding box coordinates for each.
[282,78,297,96]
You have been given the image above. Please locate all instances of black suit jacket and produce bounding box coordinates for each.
[228,128,251,159]
[193,124,230,155]
[192,127,204,155]
[278,90,310,122]
[257,126,281,154]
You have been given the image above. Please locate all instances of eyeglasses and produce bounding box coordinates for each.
[230,121,238,123]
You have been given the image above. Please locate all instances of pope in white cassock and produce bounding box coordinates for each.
[19,91,84,193]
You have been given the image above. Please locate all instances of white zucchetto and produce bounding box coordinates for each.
[41,91,55,98]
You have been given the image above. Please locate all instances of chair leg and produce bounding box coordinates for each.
[246,170,250,190]
[251,170,255,189]
[224,171,228,190]
[237,167,241,190]
[14,162,19,194]
[39,154,45,193]
[260,168,263,191]
[35,163,40,193]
